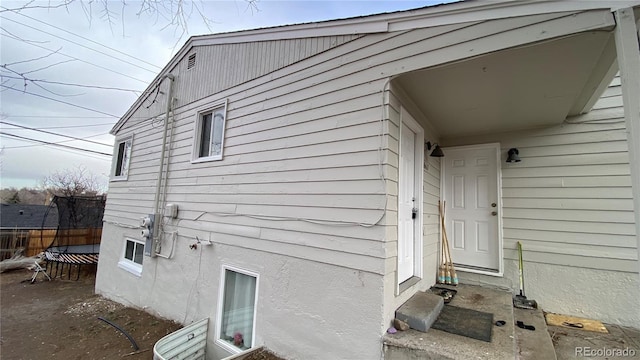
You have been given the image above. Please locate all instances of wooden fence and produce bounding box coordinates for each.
[0,229,30,261]
[26,228,102,256]
[0,228,103,259]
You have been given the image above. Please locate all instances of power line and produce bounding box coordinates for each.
[7,10,163,70]
[0,74,141,93]
[42,144,112,162]
[0,132,111,156]
[1,33,149,84]
[2,120,115,129]
[1,135,112,162]
[1,85,120,117]
[2,130,110,149]
[0,120,112,147]
[1,17,158,74]
[6,115,114,119]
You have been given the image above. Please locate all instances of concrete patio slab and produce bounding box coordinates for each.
[384,284,516,360]
[514,307,557,360]
[550,322,640,360]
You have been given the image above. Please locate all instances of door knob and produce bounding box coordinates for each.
[491,211,497,216]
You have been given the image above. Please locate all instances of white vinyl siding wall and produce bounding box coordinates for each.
[96,7,639,353]
[445,76,637,274]
[385,85,442,281]
[381,84,443,322]
[113,35,361,129]
[105,34,393,275]
[105,8,619,277]
[507,76,636,272]
[173,36,360,107]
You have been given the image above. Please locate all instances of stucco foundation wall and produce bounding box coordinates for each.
[459,261,640,327]
[96,222,385,360]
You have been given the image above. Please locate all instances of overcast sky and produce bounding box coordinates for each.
[0,0,447,191]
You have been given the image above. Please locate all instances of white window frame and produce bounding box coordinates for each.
[111,135,133,181]
[215,265,259,354]
[191,100,228,163]
[117,238,144,277]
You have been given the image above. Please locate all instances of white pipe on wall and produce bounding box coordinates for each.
[153,74,175,254]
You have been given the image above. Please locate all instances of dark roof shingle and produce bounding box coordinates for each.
[0,204,58,229]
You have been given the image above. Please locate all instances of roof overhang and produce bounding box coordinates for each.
[111,0,640,135]
[396,29,617,139]
[189,0,637,46]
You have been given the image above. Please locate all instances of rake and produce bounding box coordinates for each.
[513,241,537,309]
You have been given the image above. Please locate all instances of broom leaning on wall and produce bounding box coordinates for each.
[437,200,458,286]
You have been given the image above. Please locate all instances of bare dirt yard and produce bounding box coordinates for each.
[0,267,181,360]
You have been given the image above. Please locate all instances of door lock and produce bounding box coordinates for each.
[491,211,498,216]
[412,208,418,219]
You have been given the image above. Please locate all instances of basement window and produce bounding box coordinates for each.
[187,53,196,70]
[111,135,133,181]
[118,238,144,276]
[216,266,258,353]
[192,101,227,163]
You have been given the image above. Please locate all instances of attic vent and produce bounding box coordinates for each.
[187,53,196,70]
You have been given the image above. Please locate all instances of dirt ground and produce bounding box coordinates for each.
[0,267,181,360]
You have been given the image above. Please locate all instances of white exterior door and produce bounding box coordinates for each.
[442,144,501,272]
[397,108,423,284]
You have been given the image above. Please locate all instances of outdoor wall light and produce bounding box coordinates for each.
[426,141,445,157]
[506,148,521,163]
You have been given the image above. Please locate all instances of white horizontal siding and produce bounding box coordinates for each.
[443,76,635,272]
[172,35,360,108]
[106,37,389,273]
[107,9,620,274]
[381,81,442,304]
[503,117,636,272]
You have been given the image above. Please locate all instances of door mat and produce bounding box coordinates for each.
[431,305,494,342]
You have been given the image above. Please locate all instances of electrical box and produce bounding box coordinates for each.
[142,213,156,257]
[165,203,179,219]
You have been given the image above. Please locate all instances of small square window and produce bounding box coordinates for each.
[192,103,227,163]
[118,238,144,276]
[217,267,258,353]
[112,135,133,180]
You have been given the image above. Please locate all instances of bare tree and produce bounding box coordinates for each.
[1,0,259,41]
[0,187,21,203]
[0,187,48,204]
[17,187,48,204]
[42,165,105,197]
[1,0,258,95]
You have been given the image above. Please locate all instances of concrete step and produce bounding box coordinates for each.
[514,307,557,360]
[384,284,516,360]
[395,291,444,332]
